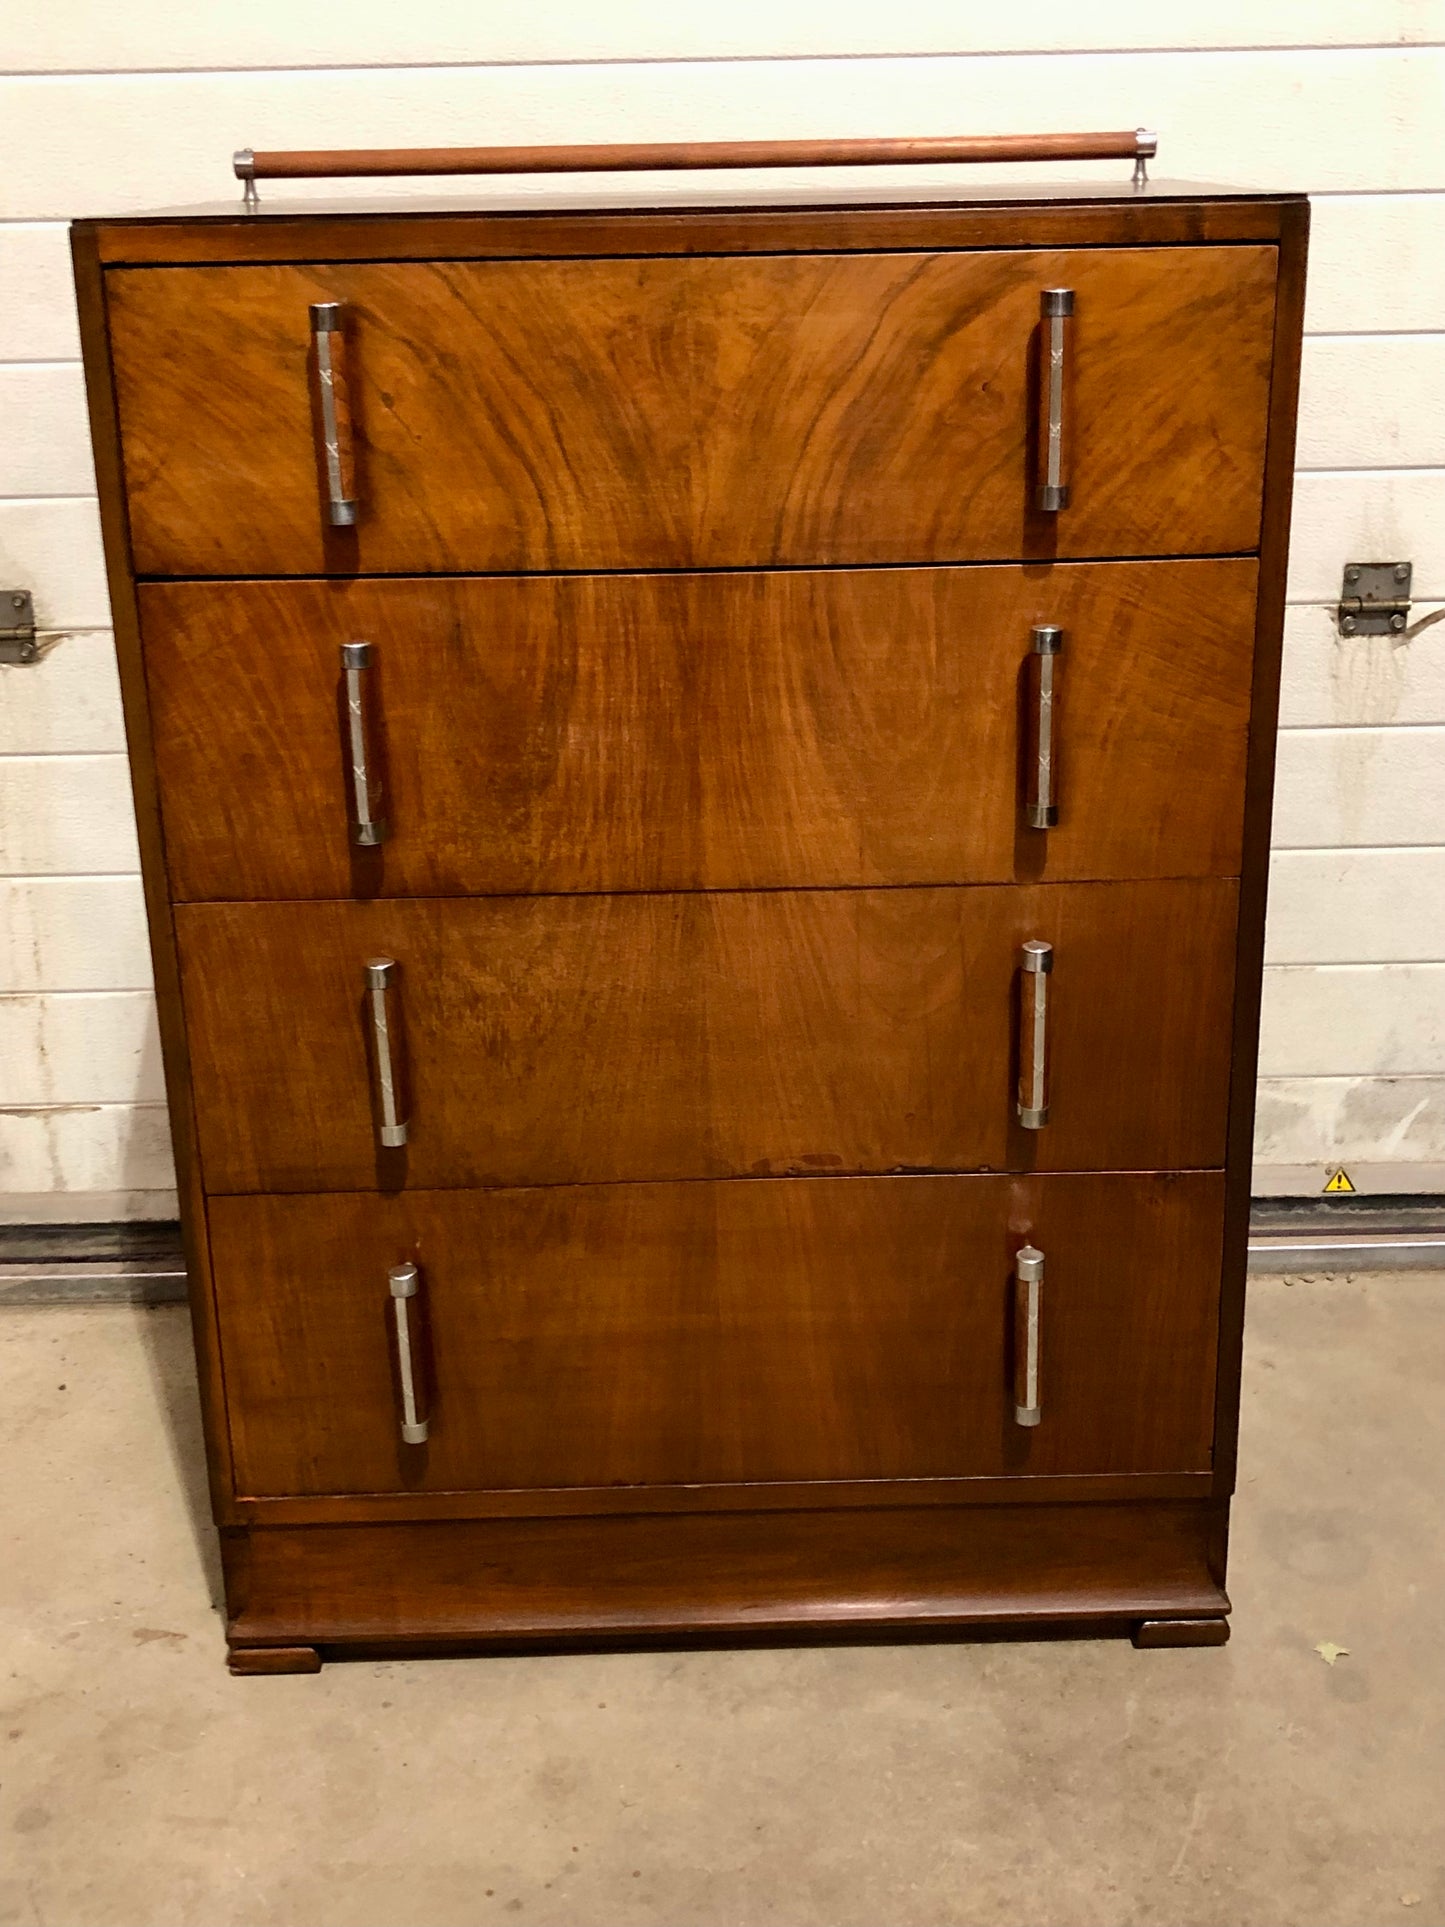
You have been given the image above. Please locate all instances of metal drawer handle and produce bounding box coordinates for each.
[1017,939,1053,1130]
[1026,624,1062,829]
[341,642,388,847]
[310,301,358,528]
[1013,1245,1044,1427]
[365,957,409,1148]
[389,1263,429,1444]
[1035,288,1074,513]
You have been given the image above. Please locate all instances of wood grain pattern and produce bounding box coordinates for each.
[239,1470,1214,1528]
[1213,199,1310,1499]
[71,184,1303,1663]
[208,1172,1224,1499]
[221,1502,1230,1650]
[68,227,241,1523]
[107,246,1277,576]
[89,198,1294,268]
[139,559,1258,900]
[175,880,1238,1194]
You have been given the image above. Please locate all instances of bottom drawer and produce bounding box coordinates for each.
[209,1173,1224,1500]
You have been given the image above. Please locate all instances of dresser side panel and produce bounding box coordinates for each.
[71,224,238,1523]
[1213,200,1311,1500]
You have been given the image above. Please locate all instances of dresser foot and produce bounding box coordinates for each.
[1132,1616,1230,1649]
[227,1643,323,1676]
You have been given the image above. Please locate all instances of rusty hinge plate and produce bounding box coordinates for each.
[0,590,37,663]
[1339,562,1412,636]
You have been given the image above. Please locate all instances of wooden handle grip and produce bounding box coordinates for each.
[236,130,1156,183]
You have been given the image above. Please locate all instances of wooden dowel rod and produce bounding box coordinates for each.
[236,131,1157,183]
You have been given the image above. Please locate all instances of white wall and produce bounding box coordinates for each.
[3,2,1444,1216]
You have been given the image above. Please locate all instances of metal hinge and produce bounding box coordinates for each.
[1339,561,1411,636]
[0,590,37,663]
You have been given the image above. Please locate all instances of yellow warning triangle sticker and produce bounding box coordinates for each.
[1323,1167,1356,1194]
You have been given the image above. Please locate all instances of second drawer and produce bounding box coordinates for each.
[140,560,1258,899]
[176,880,1237,1193]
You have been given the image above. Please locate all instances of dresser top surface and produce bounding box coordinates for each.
[81,176,1303,229]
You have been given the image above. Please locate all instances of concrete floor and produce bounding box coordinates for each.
[1,1275,1441,1927]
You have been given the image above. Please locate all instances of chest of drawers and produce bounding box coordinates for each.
[73,147,1307,1672]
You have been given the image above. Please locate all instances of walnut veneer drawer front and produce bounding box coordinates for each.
[141,558,1257,899]
[174,881,1236,1193]
[209,1173,1224,1499]
[107,246,1276,576]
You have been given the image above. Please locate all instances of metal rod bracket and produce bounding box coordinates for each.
[234,147,259,211]
[1132,128,1157,189]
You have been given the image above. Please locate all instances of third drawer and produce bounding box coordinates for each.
[175,879,1238,1193]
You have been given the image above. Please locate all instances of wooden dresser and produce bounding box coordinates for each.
[72,135,1307,1672]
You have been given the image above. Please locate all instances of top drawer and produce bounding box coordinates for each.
[106,246,1277,577]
